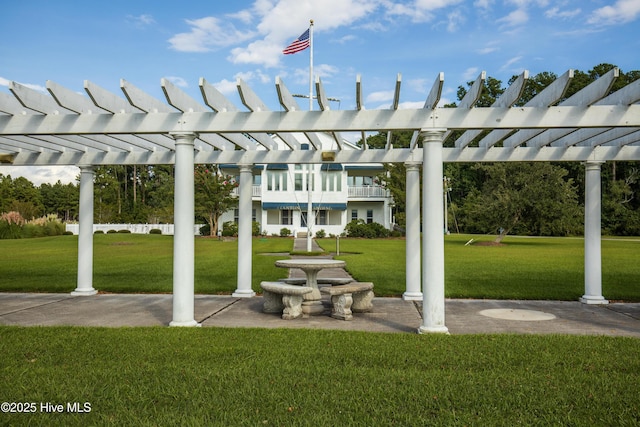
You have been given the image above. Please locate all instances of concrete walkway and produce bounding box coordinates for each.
[1,238,639,336]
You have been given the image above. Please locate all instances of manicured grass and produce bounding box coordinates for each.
[319,235,640,301]
[2,234,639,301]
[0,327,638,425]
[0,234,293,294]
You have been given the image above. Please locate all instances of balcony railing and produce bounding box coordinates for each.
[348,186,388,198]
[232,186,262,197]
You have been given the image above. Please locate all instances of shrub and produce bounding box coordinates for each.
[252,221,261,236]
[94,230,105,234]
[199,224,211,236]
[63,231,74,235]
[223,221,238,237]
[280,227,291,237]
[149,229,162,235]
[315,229,326,238]
[107,230,117,234]
[344,220,390,238]
[117,229,132,234]
[0,212,66,239]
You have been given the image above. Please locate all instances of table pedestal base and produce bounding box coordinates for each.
[302,300,325,315]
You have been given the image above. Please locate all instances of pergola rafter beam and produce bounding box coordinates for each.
[443,71,485,145]
[410,72,444,150]
[506,68,619,148]
[455,70,529,149]
[316,76,343,149]
[238,78,300,150]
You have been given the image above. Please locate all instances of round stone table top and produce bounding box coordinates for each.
[275,259,346,271]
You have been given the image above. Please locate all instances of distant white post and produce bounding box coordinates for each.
[403,162,422,300]
[581,161,608,304]
[72,165,97,296]
[419,129,449,334]
[234,164,256,297]
[170,132,199,327]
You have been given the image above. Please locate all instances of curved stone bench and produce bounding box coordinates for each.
[260,281,313,320]
[281,277,354,286]
[320,282,374,320]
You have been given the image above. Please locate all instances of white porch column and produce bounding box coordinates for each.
[72,166,97,296]
[419,129,449,334]
[581,161,608,305]
[233,164,256,297]
[170,132,199,327]
[403,162,422,300]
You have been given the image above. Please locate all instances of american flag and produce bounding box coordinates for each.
[282,29,310,55]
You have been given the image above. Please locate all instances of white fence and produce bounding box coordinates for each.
[65,223,204,235]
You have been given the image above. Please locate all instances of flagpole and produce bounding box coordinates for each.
[307,19,314,252]
[309,19,314,111]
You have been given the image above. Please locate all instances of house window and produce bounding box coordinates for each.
[267,171,287,191]
[351,209,358,221]
[366,210,373,224]
[321,171,341,192]
[295,165,314,191]
[253,175,261,185]
[281,209,293,225]
[315,210,327,226]
[294,165,303,191]
[233,209,257,223]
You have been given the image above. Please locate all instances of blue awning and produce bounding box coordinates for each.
[266,163,288,170]
[262,202,347,211]
[320,163,343,171]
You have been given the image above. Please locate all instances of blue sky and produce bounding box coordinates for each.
[1,0,639,184]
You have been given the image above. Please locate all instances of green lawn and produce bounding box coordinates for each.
[319,235,640,301]
[0,327,638,426]
[1,234,639,301]
[0,234,292,294]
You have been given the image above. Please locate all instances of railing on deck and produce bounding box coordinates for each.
[348,186,388,198]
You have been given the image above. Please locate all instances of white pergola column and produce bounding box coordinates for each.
[419,129,449,334]
[581,161,609,305]
[233,164,256,297]
[170,132,199,327]
[72,166,97,296]
[403,162,422,300]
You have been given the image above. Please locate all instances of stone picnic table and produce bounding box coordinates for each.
[275,258,346,315]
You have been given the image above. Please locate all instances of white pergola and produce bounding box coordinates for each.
[1,68,639,332]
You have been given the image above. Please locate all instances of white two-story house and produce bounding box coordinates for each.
[219,134,393,237]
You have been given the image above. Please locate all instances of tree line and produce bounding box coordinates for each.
[1,63,638,237]
[366,63,640,237]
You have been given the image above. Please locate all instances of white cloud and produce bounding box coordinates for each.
[333,35,357,44]
[473,0,493,8]
[1,166,79,186]
[478,46,498,54]
[588,0,640,25]
[446,9,465,31]
[164,76,188,88]
[387,0,464,23]
[497,8,529,27]
[0,77,46,93]
[545,7,581,19]
[213,79,238,96]
[168,17,256,52]
[126,14,156,28]
[229,39,283,68]
[500,55,524,72]
[366,90,394,104]
[463,67,479,80]
[228,0,379,67]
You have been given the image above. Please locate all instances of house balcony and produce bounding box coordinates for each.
[231,185,262,197]
[348,186,389,198]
